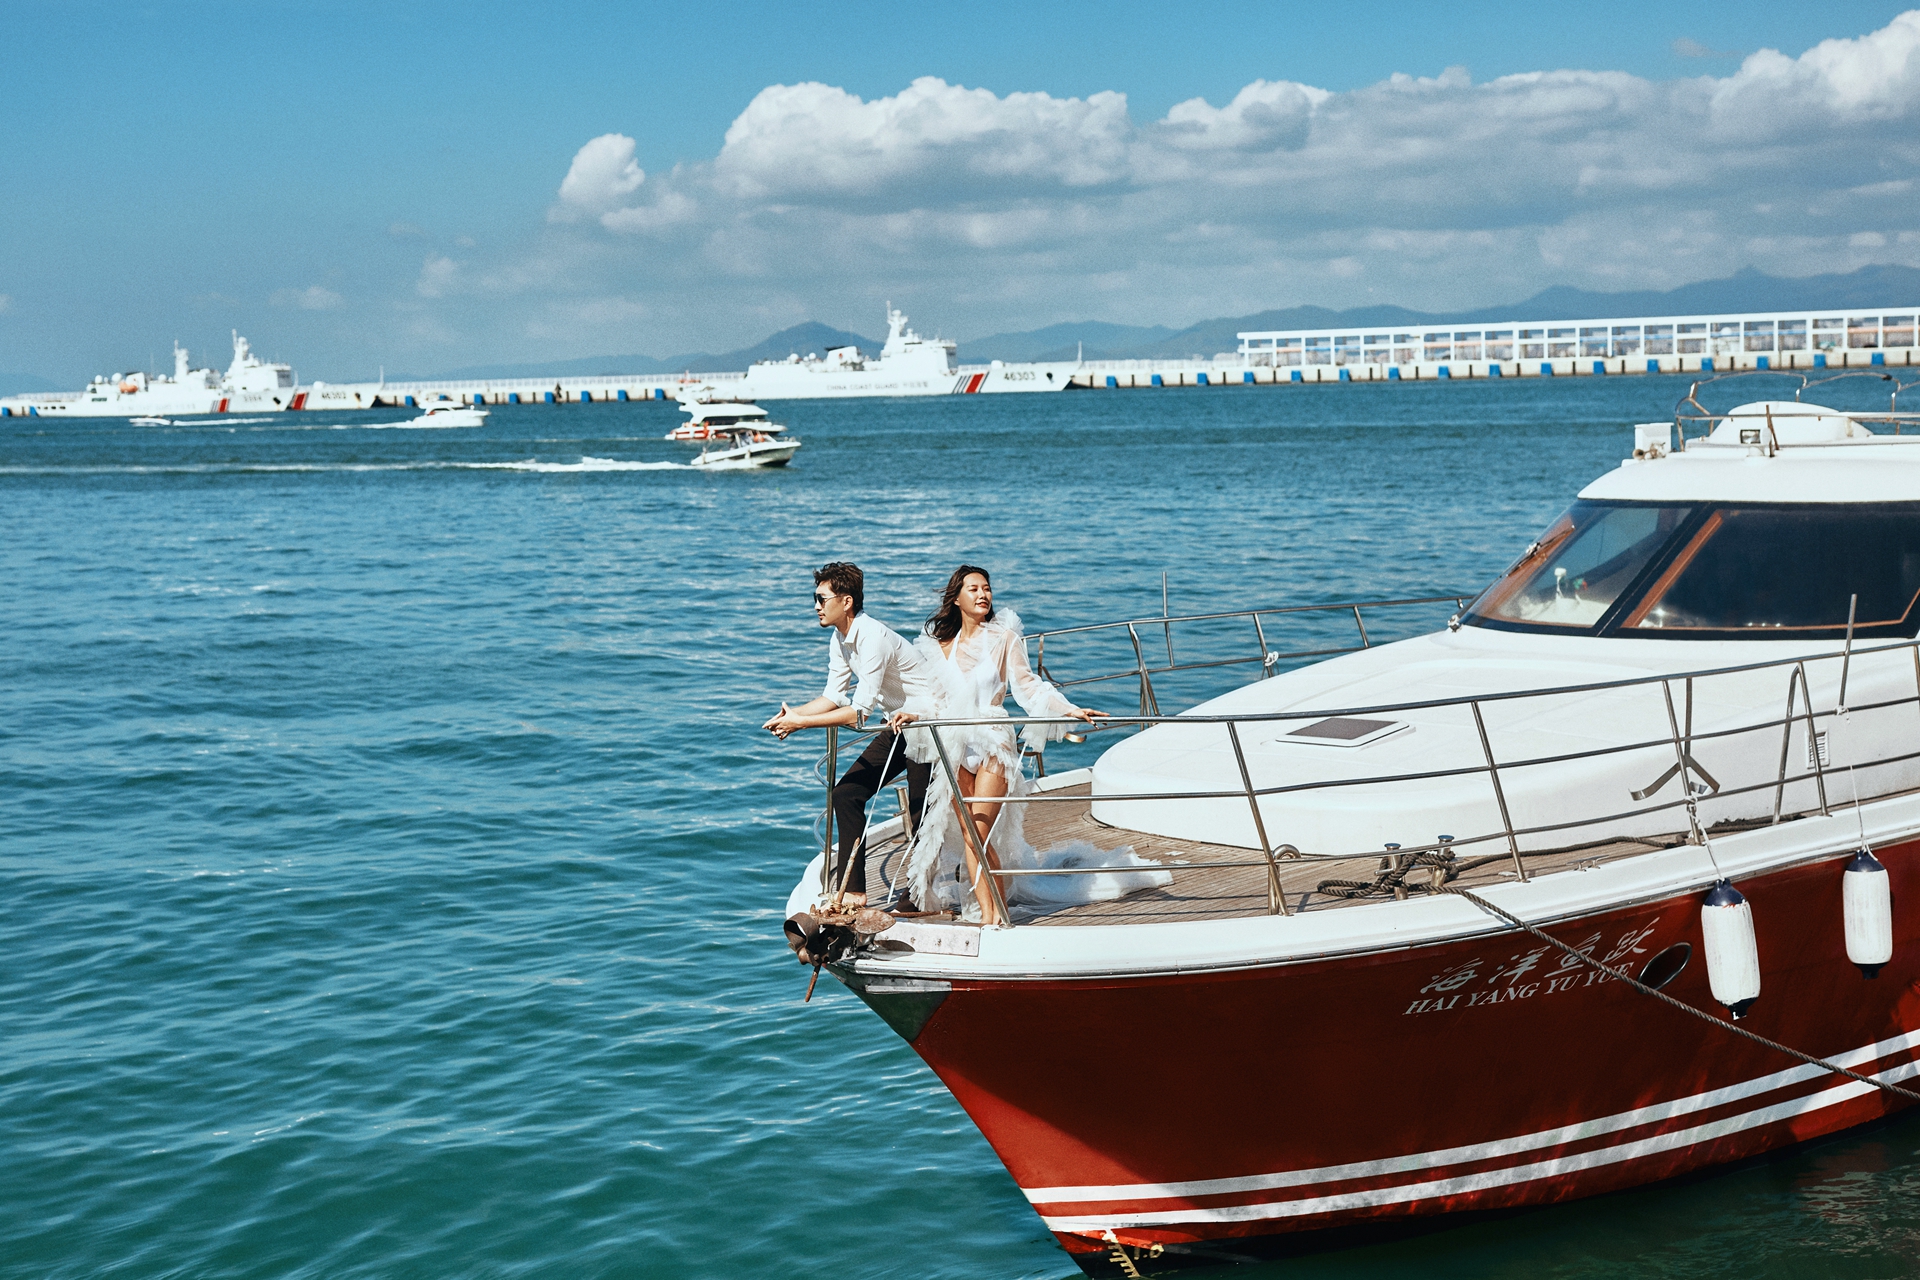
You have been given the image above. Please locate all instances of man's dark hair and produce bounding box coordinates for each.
[814,562,863,614]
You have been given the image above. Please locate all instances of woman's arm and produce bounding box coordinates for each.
[1001,627,1102,723]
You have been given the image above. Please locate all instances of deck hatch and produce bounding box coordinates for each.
[1282,717,1407,748]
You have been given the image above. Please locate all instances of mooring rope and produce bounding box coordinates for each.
[1318,850,1458,900]
[1444,884,1920,1104]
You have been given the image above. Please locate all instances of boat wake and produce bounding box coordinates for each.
[462,457,686,472]
[0,457,690,475]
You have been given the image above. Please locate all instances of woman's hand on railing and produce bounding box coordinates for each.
[886,709,921,733]
[1069,706,1107,724]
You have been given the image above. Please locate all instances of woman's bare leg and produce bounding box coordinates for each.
[966,764,1010,923]
[948,764,1008,924]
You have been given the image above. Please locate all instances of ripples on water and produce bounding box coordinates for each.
[6,378,1920,1279]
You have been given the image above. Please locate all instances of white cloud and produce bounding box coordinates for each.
[1714,12,1920,120]
[552,133,645,222]
[598,189,696,234]
[271,284,344,310]
[713,77,1133,199]
[434,12,1920,357]
[416,255,458,298]
[1157,79,1329,151]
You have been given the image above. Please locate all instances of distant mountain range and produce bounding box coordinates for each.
[960,264,1920,362]
[393,264,1920,379]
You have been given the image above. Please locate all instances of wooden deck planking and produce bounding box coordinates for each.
[1008,783,1684,926]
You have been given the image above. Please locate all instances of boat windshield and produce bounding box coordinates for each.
[1465,501,1920,639]
[1465,502,1690,630]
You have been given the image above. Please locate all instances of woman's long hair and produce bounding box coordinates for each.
[924,564,993,643]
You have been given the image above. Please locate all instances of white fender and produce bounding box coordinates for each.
[1843,849,1893,975]
[1701,879,1760,1017]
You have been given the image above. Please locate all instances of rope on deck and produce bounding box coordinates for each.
[1317,849,1458,900]
[1445,885,1920,1104]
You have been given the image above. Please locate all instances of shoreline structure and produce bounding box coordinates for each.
[4,304,1916,417]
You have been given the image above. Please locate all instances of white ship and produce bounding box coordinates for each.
[737,306,1073,399]
[0,333,303,419]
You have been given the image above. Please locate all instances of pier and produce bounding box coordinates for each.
[311,304,1920,404]
[6,305,1916,418]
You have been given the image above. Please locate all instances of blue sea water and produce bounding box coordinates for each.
[6,376,1920,1279]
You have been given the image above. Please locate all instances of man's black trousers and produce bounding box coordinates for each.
[831,729,931,895]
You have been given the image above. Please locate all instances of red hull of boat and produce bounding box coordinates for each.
[864,841,1920,1271]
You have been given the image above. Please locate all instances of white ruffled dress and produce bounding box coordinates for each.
[901,609,1171,919]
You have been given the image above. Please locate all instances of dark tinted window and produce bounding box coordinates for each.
[1628,506,1920,637]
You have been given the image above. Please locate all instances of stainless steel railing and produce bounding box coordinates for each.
[825,632,1920,926]
[1026,594,1469,719]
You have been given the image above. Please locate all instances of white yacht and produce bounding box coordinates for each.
[738,305,1074,399]
[0,333,302,419]
[783,387,1920,1274]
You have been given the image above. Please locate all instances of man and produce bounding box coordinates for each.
[763,562,938,909]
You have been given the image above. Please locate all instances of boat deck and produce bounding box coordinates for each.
[857,781,1693,927]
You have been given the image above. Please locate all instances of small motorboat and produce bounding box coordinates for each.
[409,399,488,428]
[690,423,800,469]
[129,416,173,426]
[668,392,799,466]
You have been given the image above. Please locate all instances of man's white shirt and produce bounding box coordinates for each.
[822,612,940,726]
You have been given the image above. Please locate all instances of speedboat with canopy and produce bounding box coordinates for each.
[781,379,1920,1274]
[667,392,799,467]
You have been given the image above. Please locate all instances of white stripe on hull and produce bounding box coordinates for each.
[1033,1031,1920,1230]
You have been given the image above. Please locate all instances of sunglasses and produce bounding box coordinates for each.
[813,591,842,606]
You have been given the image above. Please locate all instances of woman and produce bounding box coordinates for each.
[889,565,1104,922]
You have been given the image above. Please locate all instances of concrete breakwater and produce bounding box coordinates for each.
[304,342,1917,409]
[1076,343,1917,388]
[9,305,1912,417]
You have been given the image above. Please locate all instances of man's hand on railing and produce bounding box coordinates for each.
[764,698,859,739]
[763,703,804,739]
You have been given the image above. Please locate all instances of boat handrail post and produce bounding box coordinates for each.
[1838,593,1859,711]
[822,724,839,897]
[1251,612,1276,677]
[1660,680,1708,847]
[1226,720,1291,916]
[1470,700,1528,882]
[1351,604,1371,648]
[1800,660,1831,815]
[1125,622,1160,717]
[1162,571,1174,669]
[929,723,1012,927]
[1772,665,1804,825]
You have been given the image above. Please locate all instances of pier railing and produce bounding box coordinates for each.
[815,625,1920,927]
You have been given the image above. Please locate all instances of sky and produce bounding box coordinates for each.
[4,0,1920,382]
